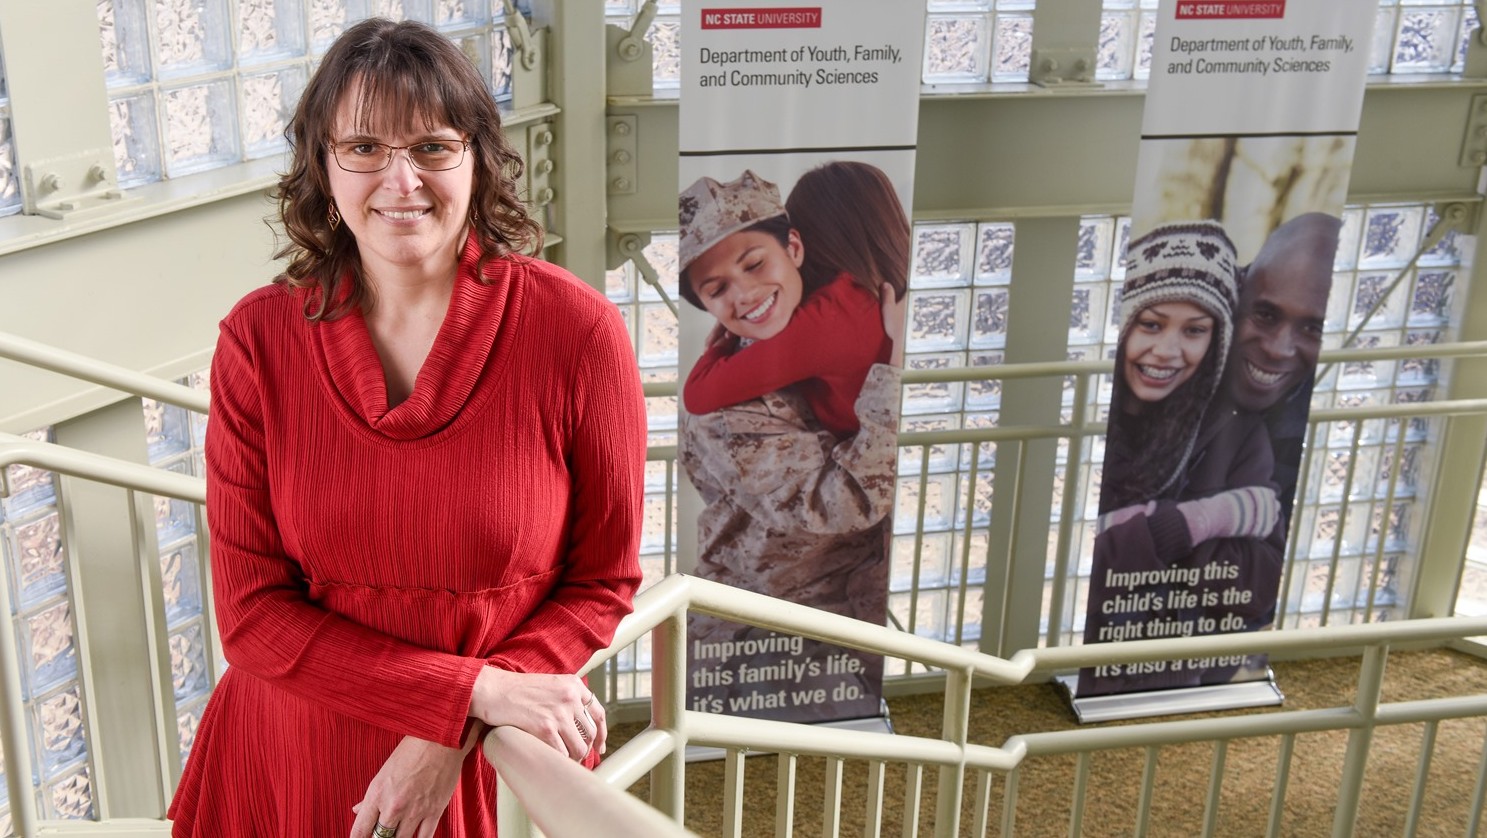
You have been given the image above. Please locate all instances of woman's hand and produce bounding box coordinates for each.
[468,667,606,761]
[349,734,470,838]
[881,287,907,367]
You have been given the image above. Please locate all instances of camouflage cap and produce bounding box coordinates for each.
[678,170,788,272]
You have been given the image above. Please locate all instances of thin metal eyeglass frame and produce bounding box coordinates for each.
[328,140,470,173]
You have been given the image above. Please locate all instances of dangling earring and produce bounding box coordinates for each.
[469,208,480,225]
[327,202,341,231]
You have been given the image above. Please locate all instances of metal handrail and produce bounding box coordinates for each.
[5,323,1483,416]
[0,433,204,503]
[638,338,1487,397]
[0,330,209,415]
[589,575,1487,693]
[565,575,1487,837]
[485,726,697,837]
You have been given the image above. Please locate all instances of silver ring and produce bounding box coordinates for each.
[582,691,594,707]
[373,823,397,838]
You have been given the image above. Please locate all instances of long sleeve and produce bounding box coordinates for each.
[207,321,484,749]
[1090,408,1285,632]
[682,274,884,435]
[685,363,900,536]
[486,305,646,675]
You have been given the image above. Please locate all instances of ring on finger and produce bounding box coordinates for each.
[575,716,591,742]
[373,823,398,838]
[582,691,594,707]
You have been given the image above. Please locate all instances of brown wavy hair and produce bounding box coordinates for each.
[273,17,542,320]
[785,160,910,303]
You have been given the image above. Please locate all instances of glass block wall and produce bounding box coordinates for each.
[1373,0,1479,74]
[0,431,96,833]
[922,0,1034,84]
[98,0,518,188]
[1097,0,1157,81]
[139,371,213,769]
[0,35,19,218]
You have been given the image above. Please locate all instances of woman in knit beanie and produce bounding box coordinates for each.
[1080,219,1287,697]
[1102,219,1240,510]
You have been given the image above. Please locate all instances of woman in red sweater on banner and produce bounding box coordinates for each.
[680,161,909,440]
[676,166,908,722]
[167,18,646,838]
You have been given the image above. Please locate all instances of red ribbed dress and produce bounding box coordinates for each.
[167,239,647,836]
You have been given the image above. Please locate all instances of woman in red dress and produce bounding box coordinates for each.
[167,18,647,838]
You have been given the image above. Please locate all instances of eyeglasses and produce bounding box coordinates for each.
[328,139,469,173]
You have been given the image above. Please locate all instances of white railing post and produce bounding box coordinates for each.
[650,607,688,823]
[933,666,972,837]
[495,775,540,838]
[1332,643,1388,837]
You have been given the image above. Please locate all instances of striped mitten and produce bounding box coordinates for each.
[1177,486,1280,545]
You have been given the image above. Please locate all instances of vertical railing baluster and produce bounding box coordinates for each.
[908,446,933,673]
[1266,733,1295,838]
[972,769,994,838]
[132,486,181,797]
[902,762,923,838]
[1000,766,1020,838]
[823,756,844,837]
[1068,751,1090,838]
[1402,719,1437,837]
[723,747,745,838]
[1366,420,1409,620]
[935,667,972,837]
[1134,745,1159,838]
[1467,722,1487,838]
[1202,740,1228,836]
[955,443,982,647]
[664,457,675,576]
[864,760,887,838]
[652,610,686,823]
[776,752,798,838]
[1277,422,1323,626]
[1047,373,1090,648]
[1334,643,1388,836]
[998,443,1029,652]
[1323,420,1366,625]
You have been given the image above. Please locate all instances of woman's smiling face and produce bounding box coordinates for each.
[325,81,474,280]
[686,228,806,342]
[1122,301,1215,403]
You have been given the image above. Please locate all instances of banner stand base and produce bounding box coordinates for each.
[1054,672,1285,724]
[684,703,894,763]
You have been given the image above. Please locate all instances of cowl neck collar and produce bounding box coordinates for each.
[312,234,515,441]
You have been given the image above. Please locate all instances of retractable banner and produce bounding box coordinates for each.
[1074,0,1376,719]
[677,0,924,725]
